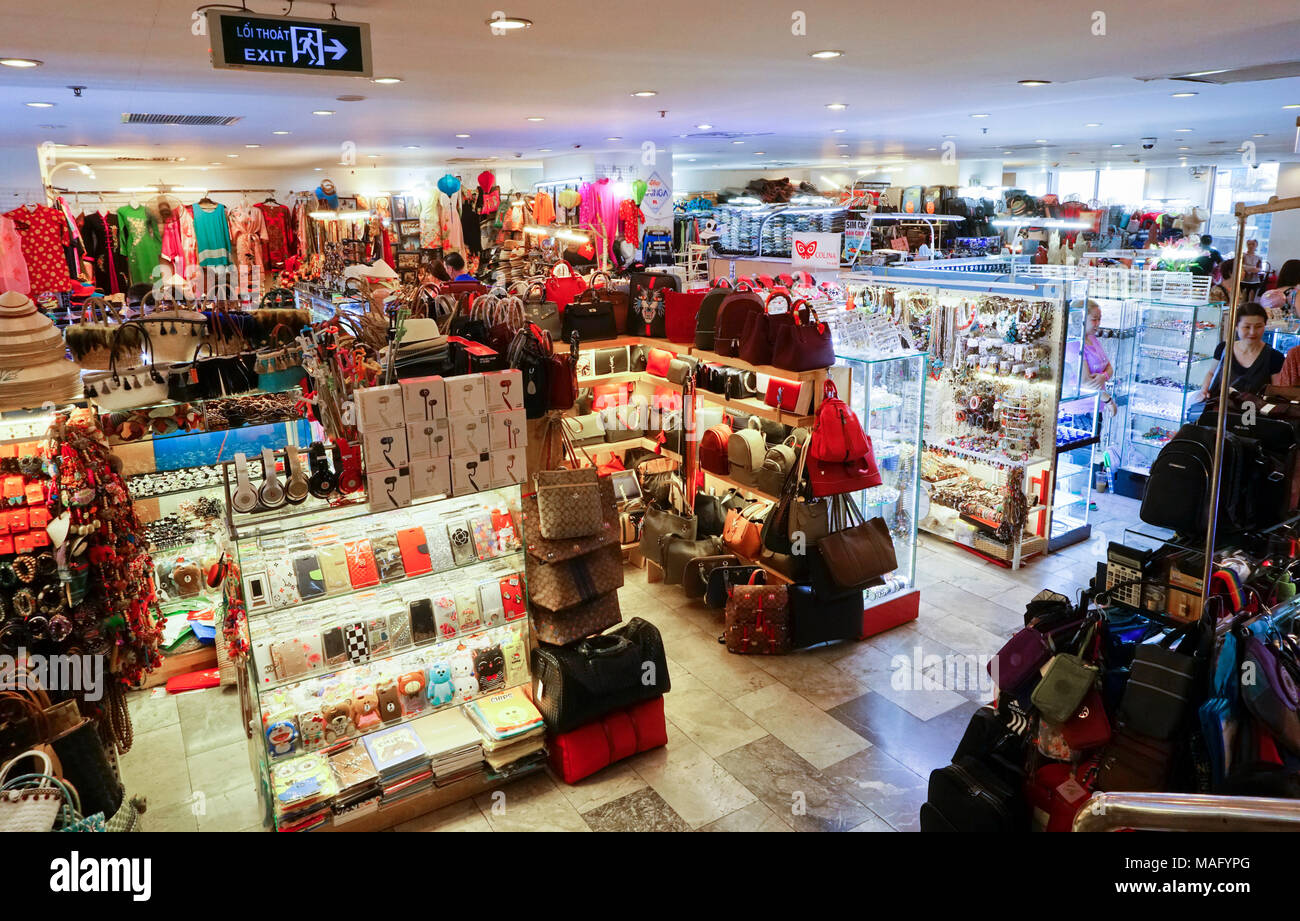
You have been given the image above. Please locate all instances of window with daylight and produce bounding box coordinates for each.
[1096,168,1146,206]
[1209,163,1278,261]
[1054,170,1098,204]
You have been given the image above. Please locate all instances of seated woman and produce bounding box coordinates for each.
[1191,302,1284,416]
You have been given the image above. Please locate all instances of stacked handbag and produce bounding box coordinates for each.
[736,291,836,372]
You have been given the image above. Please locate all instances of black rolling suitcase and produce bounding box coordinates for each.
[923,756,1027,832]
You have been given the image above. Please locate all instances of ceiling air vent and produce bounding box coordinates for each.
[120,113,243,127]
[112,156,188,163]
[1139,61,1300,84]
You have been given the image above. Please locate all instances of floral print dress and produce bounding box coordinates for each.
[5,204,72,297]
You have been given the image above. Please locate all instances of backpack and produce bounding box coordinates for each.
[727,418,767,485]
[700,424,733,475]
[713,286,766,358]
[694,279,734,350]
[754,437,799,496]
[808,380,871,463]
[1140,423,1248,535]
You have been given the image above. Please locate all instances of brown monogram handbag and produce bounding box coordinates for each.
[530,591,623,645]
[524,542,625,611]
[534,467,604,539]
[724,573,791,655]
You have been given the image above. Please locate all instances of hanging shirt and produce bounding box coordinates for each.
[256,202,295,269]
[6,204,73,298]
[0,214,31,294]
[618,199,644,246]
[159,216,189,283]
[533,191,556,226]
[192,202,233,267]
[115,204,161,287]
[78,211,124,294]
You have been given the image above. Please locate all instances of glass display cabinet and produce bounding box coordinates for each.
[835,349,927,612]
[226,477,532,830]
[1051,297,1101,549]
[1121,301,1221,478]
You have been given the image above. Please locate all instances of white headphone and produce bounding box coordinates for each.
[258,448,286,509]
[284,447,310,505]
[231,453,259,514]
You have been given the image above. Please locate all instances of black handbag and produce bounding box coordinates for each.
[789,584,864,648]
[523,282,562,336]
[704,564,764,608]
[562,291,619,343]
[1116,624,1203,740]
[638,503,698,566]
[694,491,728,537]
[661,535,726,585]
[530,618,671,734]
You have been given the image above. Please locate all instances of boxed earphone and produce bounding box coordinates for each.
[443,373,487,417]
[488,408,527,451]
[451,453,491,495]
[483,369,523,413]
[451,413,491,457]
[406,418,451,460]
[362,427,410,471]
[410,456,451,499]
[491,450,526,487]
[354,384,405,433]
[367,467,413,510]
[400,376,447,423]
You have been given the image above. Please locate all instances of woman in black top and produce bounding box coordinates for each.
[1193,302,1284,411]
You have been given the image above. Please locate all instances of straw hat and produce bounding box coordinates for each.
[0,291,82,411]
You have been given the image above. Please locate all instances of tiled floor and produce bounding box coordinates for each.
[120,493,1144,832]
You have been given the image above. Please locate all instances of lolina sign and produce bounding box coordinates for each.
[208,12,372,76]
[790,232,843,271]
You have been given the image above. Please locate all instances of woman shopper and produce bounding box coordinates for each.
[1191,302,1284,417]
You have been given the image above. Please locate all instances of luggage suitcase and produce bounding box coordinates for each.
[548,696,668,784]
[923,756,1028,832]
[1140,423,1249,534]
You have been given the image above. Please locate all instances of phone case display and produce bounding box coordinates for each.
[235,482,533,830]
[846,271,1080,567]
[1121,301,1220,477]
[833,349,926,607]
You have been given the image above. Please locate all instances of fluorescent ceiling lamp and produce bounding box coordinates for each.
[1018,79,1051,86]
[24,102,53,108]
[991,217,1092,229]
[631,90,657,97]
[0,58,41,68]
[810,50,842,59]
[486,16,532,29]
[309,210,371,220]
[371,77,402,84]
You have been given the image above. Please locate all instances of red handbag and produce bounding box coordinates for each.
[646,347,675,378]
[547,696,668,785]
[548,331,578,410]
[809,380,871,463]
[593,380,635,410]
[699,424,733,475]
[1024,757,1100,832]
[771,299,835,372]
[545,260,588,311]
[1060,688,1112,750]
[664,289,708,344]
[738,290,796,367]
[764,377,810,415]
[652,385,681,413]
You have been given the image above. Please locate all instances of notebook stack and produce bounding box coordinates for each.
[270,752,339,832]
[328,742,381,826]
[464,687,547,778]
[362,724,433,805]
[413,707,486,787]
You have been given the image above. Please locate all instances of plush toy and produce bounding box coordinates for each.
[453,673,479,703]
[398,671,427,714]
[473,644,506,693]
[353,686,381,730]
[451,651,478,702]
[298,707,327,751]
[265,717,299,758]
[323,698,354,743]
[376,679,403,724]
[427,661,455,707]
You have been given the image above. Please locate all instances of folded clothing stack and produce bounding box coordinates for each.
[465,686,547,776]
[413,707,486,787]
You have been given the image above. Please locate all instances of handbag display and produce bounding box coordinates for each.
[645,347,675,379]
[628,272,680,338]
[1239,626,1300,754]
[992,627,1053,693]
[661,535,726,585]
[694,490,729,537]
[765,377,813,416]
[530,618,671,734]
[683,553,741,600]
[562,289,619,343]
[754,437,799,497]
[638,502,698,567]
[136,304,210,363]
[526,542,624,610]
[562,412,606,446]
[807,381,882,498]
[548,331,579,411]
[1030,622,1100,724]
[522,282,562,336]
[789,583,865,649]
[83,322,169,411]
[738,290,796,367]
[664,289,707,344]
[727,417,767,485]
[712,285,766,357]
[586,272,629,333]
[1095,728,1174,792]
[545,260,588,310]
[521,478,619,564]
[704,564,764,608]
[724,573,791,655]
[589,346,629,375]
[534,467,604,539]
[530,591,623,646]
[810,495,898,595]
[694,278,734,350]
[771,300,836,372]
[723,502,768,559]
[1116,624,1201,740]
[666,356,695,386]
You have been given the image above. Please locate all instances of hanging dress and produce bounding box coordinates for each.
[0,214,31,294]
[255,202,294,270]
[6,204,74,297]
[116,204,162,287]
[229,205,269,297]
[79,211,125,294]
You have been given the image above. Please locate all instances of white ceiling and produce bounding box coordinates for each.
[2,0,1299,179]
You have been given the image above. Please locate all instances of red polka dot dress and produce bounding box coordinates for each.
[5,204,73,298]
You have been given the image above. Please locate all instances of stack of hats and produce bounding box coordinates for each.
[465,686,547,778]
[0,291,81,412]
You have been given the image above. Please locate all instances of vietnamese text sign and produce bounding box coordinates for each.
[209,12,371,77]
[791,232,843,271]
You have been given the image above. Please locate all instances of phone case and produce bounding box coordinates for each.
[267,559,302,608]
[432,590,459,639]
[446,520,475,566]
[455,586,482,633]
[370,532,405,583]
[499,574,526,620]
[409,599,437,645]
[426,526,455,572]
[396,527,433,577]
[367,617,392,657]
[388,608,412,651]
[344,539,380,589]
[243,569,271,611]
[272,638,309,679]
[297,632,325,673]
[477,580,505,628]
[490,508,521,552]
[468,513,497,560]
[343,621,369,665]
[292,553,327,600]
[322,625,349,666]
[252,637,279,685]
[316,545,352,595]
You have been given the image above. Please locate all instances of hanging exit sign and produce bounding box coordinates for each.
[208,12,372,76]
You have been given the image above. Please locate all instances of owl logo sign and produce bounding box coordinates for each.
[791,233,842,270]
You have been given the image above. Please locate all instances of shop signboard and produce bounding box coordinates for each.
[209,12,372,77]
[791,232,843,271]
[641,170,673,225]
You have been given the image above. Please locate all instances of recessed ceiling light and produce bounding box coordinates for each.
[455,133,470,138]
[754,151,765,155]
[942,134,957,138]
[24,101,53,108]
[1111,144,1123,148]
[825,103,848,110]
[1171,91,1197,97]
[1175,127,1193,132]
[313,167,322,171]
[605,136,621,141]
[245,144,260,148]
[0,58,41,68]
[367,154,380,159]
[970,113,990,118]
[312,110,335,116]
[525,116,544,122]
[485,15,532,30]
[810,50,843,59]
[831,128,847,134]
[840,154,850,159]
[1035,139,1048,144]
[1018,79,1051,86]
[696,123,712,130]
[272,130,290,135]
[538,148,551,152]
[732,140,744,145]
[226,153,238,158]
[404,145,420,149]
[371,77,402,84]
[1253,133,1267,138]
[1284,104,1300,110]
[837,143,849,148]
[688,158,696,162]
[209,161,221,166]
[1084,123,1102,127]
[1178,146,1190,150]
[927,147,937,151]
[1003,150,1012,155]
[631,90,658,97]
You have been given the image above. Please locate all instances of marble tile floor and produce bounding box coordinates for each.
[120,494,1143,832]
